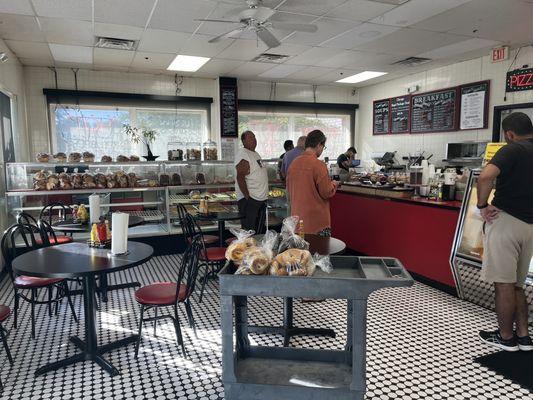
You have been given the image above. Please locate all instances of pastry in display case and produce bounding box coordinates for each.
[167,141,185,161]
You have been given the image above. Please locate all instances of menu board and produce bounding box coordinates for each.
[219,77,238,138]
[410,88,457,133]
[460,80,489,130]
[390,95,410,134]
[373,99,390,135]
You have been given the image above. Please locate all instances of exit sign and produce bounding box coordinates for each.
[491,46,509,63]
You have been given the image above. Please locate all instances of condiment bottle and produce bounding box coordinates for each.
[298,219,305,238]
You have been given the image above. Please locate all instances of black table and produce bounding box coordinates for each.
[12,241,153,377]
[52,215,144,233]
[248,235,346,346]
[195,211,243,247]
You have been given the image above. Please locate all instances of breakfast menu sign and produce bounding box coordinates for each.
[410,88,458,133]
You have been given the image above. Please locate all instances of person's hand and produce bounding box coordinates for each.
[480,205,500,223]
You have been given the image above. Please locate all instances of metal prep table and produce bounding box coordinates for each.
[219,256,414,400]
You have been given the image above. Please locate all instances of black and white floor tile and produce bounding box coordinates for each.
[0,255,531,400]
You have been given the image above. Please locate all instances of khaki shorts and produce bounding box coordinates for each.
[481,211,533,286]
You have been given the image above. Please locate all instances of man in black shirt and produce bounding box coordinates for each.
[337,147,357,171]
[477,112,533,352]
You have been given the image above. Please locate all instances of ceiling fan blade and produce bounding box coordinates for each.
[195,18,240,23]
[209,28,245,43]
[270,22,318,32]
[256,28,281,48]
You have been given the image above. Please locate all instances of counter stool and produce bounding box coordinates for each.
[0,305,13,391]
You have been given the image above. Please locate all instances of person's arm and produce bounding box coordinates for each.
[477,164,500,223]
[236,159,250,199]
[316,164,338,199]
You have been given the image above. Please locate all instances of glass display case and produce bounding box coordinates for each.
[5,159,288,238]
[451,169,533,305]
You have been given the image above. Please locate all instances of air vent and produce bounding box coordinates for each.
[252,53,290,63]
[95,36,136,51]
[392,56,432,67]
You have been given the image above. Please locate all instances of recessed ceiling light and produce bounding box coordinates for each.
[336,71,387,84]
[359,30,381,38]
[167,55,210,72]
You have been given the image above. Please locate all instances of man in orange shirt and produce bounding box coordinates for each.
[286,130,340,237]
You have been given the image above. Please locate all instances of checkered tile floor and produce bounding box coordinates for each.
[0,255,531,400]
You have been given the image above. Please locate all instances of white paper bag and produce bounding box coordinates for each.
[89,194,101,224]
[111,212,129,255]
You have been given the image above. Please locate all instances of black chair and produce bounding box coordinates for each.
[1,224,78,338]
[182,214,226,303]
[15,211,38,226]
[176,204,219,246]
[133,235,203,358]
[0,304,13,391]
[38,202,73,225]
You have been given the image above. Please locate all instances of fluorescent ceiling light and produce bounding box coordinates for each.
[167,54,210,72]
[336,71,387,83]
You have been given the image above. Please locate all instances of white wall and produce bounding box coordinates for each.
[22,67,358,161]
[0,39,28,162]
[356,47,533,165]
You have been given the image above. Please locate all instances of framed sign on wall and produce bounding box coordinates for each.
[410,88,458,134]
[373,99,390,135]
[459,80,490,130]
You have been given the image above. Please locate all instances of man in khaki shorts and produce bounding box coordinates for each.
[478,112,533,352]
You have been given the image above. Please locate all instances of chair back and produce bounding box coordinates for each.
[39,202,73,225]
[37,219,60,247]
[16,212,38,226]
[176,204,195,243]
[176,234,203,300]
[1,223,41,277]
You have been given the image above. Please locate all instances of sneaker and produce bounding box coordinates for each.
[516,334,533,351]
[479,330,519,352]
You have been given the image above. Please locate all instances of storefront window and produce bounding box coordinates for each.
[239,111,352,159]
[51,104,208,160]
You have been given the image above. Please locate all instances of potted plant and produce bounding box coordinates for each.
[123,124,159,161]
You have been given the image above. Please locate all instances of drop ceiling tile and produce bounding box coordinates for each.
[230,61,279,78]
[193,59,243,77]
[179,34,233,57]
[285,66,336,80]
[213,38,267,61]
[138,29,191,53]
[94,23,146,41]
[39,17,94,46]
[284,47,341,66]
[131,51,175,70]
[19,58,53,67]
[369,0,471,28]
[273,42,312,56]
[93,48,135,67]
[417,38,500,59]
[277,0,348,17]
[149,0,216,33]
[267,12,317,40]
[0,0,33,15]
[318,68,363,84]
[283,17,359,46]
[320,22,400,50]
[355,28,467,56]
[341,51,400,70]
[94,0,155,27]
[0,14,45,42]
[326,0,397,22]
[195,2,243,36]
[32,0,92,20]
[259,64,306,78]
[4,40,52,60]
[49,44,93,63]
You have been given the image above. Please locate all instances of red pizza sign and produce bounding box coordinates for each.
[506,68,533,92]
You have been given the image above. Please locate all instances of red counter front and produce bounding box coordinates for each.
[331,191,460,288]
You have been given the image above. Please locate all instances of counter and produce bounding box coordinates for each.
[331,188,460,289]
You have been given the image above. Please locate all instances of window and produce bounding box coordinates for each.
[238,108,354,160]
[51,104,208,160]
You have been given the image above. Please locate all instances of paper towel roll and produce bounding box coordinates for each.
[89,194,101,224]
[111,212,129,255]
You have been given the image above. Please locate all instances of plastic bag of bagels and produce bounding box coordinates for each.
[225,228,257,265]
[236,230,279,275]
[277,216,309,254]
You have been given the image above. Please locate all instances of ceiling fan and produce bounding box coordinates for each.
[195,0,318,48]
